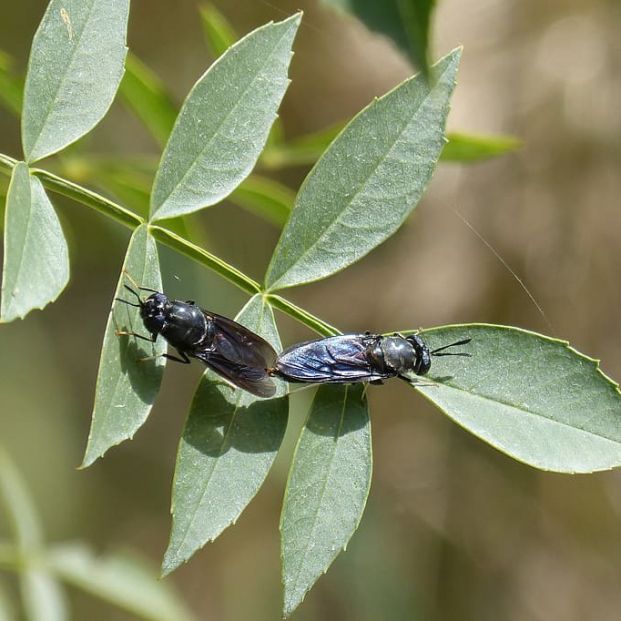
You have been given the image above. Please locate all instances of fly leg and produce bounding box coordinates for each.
[115,329,163,363]
[115,328,187,364]
[121,269,159,294]
[138,350,191,364]
[163,351,191,364]
[400,375,437,388]
[115,329,156,343]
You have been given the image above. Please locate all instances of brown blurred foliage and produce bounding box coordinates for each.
[1,0,621,620]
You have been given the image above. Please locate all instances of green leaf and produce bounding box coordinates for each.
[47,544,196,621]
[260,121,346,169]
[0,49,24,116]
[150,14,301,221]
[0,581,15,621]
[0,450,68,621]
[265,293,339,337]
[119,53,178,148]
[322,0,434,76]
[163,294,288,574]
[21,0,129,162]
[229,174,294,227]
[416,324,621,473]
[0,449,43,548]
[82,225,165,467]
[199,3,238,58]
[280,384,372,617]
[1,162,69,322]
[266,49,460,290]
[21,572,68,621]
[441,131,522,162]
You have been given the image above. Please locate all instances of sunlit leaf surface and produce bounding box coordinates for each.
[82,225,165,467]
[416,324,621,473]
[21,0,129,162]
[280,384,371,617]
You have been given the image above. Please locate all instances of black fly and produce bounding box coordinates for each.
[116,285,277,398]
[271,333,471,385]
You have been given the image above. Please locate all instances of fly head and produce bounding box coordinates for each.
[140,292,170,335]
[406,334,432,375]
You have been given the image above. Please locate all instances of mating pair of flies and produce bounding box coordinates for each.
[117,284,471,398]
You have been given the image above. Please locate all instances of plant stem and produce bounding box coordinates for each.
[266,294,339,337]
[149,225,261,296]
[0,153,143,229]
[0,152,335,336]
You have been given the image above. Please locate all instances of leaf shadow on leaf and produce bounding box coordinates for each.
[115,333,162,404]
[184,380,288,457]
[426,375,455,384]
[303,391,368,438]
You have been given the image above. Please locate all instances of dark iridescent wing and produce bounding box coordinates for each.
[275,334,388,384]
[202,309,277,368]
[195,350,277,398]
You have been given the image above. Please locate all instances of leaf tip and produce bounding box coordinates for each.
[448,45,463,62]
[282,587,310,619]
[161,546,188,577]
[160,562,175,578]
[288,10,303,26]
[79,447,101,470]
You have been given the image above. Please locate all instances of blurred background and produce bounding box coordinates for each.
[1,0,621,619]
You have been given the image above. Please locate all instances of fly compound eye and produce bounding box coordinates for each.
[146,292,167,308]
[405,335,431,375]
[143,313,166,334]
[414,349,431,375]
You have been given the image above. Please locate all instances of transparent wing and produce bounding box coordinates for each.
[203,309,277,368]
[195,349,277,398]
[275,335,387,383]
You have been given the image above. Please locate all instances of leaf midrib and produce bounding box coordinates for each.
[422,381,621,445]
[268,58,454,289]
[169,392,242,564]
[26,0,98,160]
[287,386,348,600]
[152,24,292,217]
[169,300,270,563]
[86,227,157,464]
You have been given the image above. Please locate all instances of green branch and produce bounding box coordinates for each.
[266,294,339,337]
[148,225,261,296]
[0,152,334,336]
[0,153,143,229]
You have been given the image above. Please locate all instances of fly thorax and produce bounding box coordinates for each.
[197,318,216,349]
[161,302,207,348]
[381,336,415,374]
[366,338,390,374]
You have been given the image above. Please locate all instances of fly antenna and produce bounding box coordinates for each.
[115,298,141,308]
[115,285,143,308]
[121,270,160,294]
[431,338,472,357]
